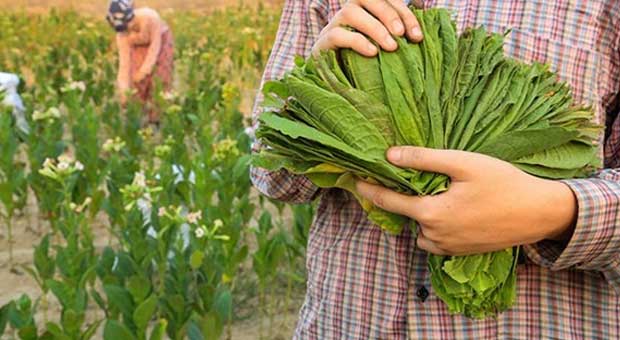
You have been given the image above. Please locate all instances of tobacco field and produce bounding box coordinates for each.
[0,4,311,340]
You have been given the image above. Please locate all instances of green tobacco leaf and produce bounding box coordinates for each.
[250,152,318,173]
[190,250,204,270]
[317,51,396,144]
[0,303,10,335]
[34,235,55,283]
[340,48,387,104]
[148,319,167,340]
[103,285,135,318]
[103,320,136,340]
[515,163,584,179]
[133,294,158,334]
[379,47,425,146]
[286,76,389,158]
[44,322,65,339]
[305,170,407,233]
[515,142,598,169]
[417,9,445,149]
[214,289,232,322]
[475,127,578,161]
[443,254,485,284]
[17,325,38,340]
[187,320,204,340]
[61,309,83,336]
[46,280,73,310]
[126,275,151,305]
[259,112,376,163]
[199,312,223,340]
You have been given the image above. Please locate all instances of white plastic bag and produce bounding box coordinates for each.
[0,72,30,135]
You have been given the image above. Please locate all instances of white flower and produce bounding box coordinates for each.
[32,107,61,121]
[194,227,205,239]
[47,107,61,119]
[58,154,73,164]
[32,110,45,121]
[187,211,202,224]
[74,161,84,171]
[61,81,86,93]
[70,81,86,92]
[162,91,178,101]
[103,137,125,153]
[158,207,166,217]
[42,158,54,169]
[133,171,147,188]
[102,139,115,152]
[213,219,223,229]
[57,162,70,171]
[71,197,91,213]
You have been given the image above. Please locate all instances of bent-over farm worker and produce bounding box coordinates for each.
[107,0,174,125]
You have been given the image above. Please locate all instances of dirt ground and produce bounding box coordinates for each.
[0,0,283,15]
[0,188,301,339]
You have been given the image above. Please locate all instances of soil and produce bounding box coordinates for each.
[0,189,302,339]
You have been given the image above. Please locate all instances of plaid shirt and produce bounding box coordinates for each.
[250,1,620,338]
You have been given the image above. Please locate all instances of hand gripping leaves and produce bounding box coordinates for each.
[253,8,600,318]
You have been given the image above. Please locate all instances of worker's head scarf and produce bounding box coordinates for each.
[106,0,135,32]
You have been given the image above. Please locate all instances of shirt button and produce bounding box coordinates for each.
[416,285,429,302]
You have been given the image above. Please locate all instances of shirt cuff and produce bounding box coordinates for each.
[523,176,620,273]
[250,165,321,204]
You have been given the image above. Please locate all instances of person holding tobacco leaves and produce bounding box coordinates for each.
[251,0,620,339]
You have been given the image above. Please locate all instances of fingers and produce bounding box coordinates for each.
[334,4,397,51]
[416,228,449,255]
[385,0,423,41]
[313,26,378,57]
[386,146,488,181]
[355,0,405,35]
[356,180,431,220]
[313,0,424,55]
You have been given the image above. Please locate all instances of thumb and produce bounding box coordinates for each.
[386,146,484,180]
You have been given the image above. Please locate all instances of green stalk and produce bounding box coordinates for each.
[268,281,274,335]
[42,292,49,323]
[6,214,13,269]
[258,283,265,340]
[284,267,292,328]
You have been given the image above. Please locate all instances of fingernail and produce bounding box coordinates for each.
[411,26,423,40]
[385,35,397,50]
[388,148,402,161]
[392,19,404,35]
[366,42,377,54]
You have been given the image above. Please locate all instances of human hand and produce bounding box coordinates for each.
[356,146,578,256]
[133,69,148,84]
[311,0,423,56]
